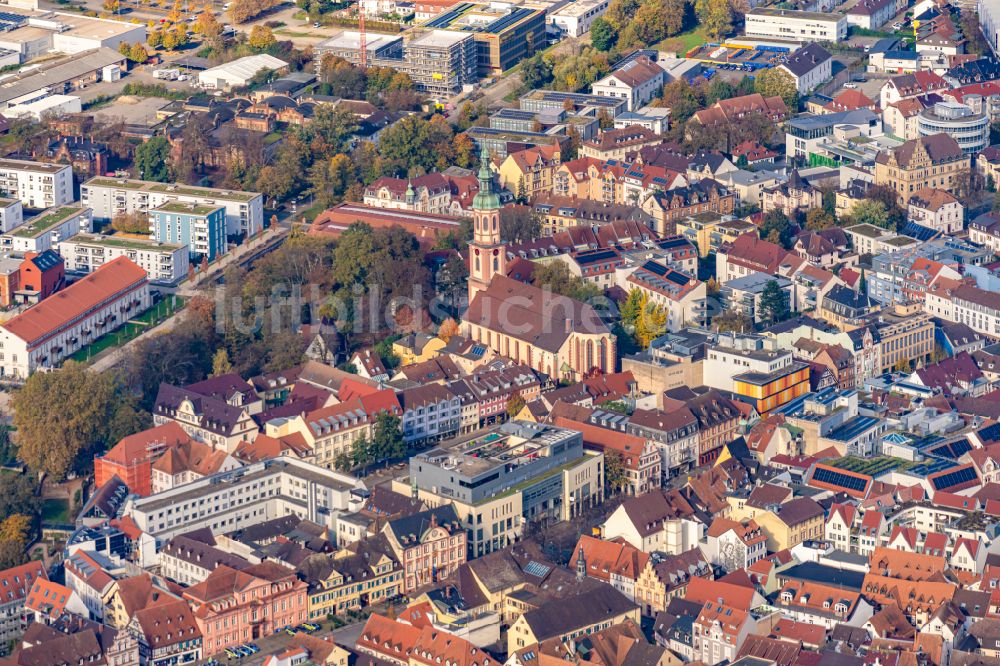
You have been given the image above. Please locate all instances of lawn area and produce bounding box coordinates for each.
[656,25,709,56]
[42,498,69,525]
[68,295,186,364]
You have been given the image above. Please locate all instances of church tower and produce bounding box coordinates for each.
[467,146,506,305]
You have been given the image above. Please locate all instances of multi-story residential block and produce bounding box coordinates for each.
[150,202,226,262]
[0,158,73,209]
[399,383,461,445]
[507,584,640,653]
[130,598,203,666]
[0,205,91,253]
[60,233,189,283]
[774,580,873,629]
[299,535,403,619]
[626,408,698,479]
[634,548,713,615]
[363,173,456,216]
[847,0,895,29]
[721,273,793,325]
[0,256,149,379]
[624,261,707,332]
[580,126,663,161]
[159,533,251,586]
[873,303,935,373]
[601,488,701,554]
[744,8,847,42]
[784,109,882,160]
[152,378,260,452]
[497,145,561,200]
[844,223,911,256]
[572,534,649,603]
[704,517,767,572]
[591,57,665,112]
[268,398,376,469]
[762,170,822,217]
[880,71,950,109]
[123,457,367,540]
[399,421,603,557]
[907,188,964,233]
[446,363,543,428]
[641,180,735,236]
[0,561,46,653]
[81,176,264,240]
[731,496,825,552]
[0,198,23,233]
[383,505,467,592]
[874,133,969,203]
[63,550,115,623]
[183,562,307,654]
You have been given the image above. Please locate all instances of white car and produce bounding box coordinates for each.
[843,82,858,89]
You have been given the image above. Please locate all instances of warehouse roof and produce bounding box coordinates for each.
[0,47,124,106]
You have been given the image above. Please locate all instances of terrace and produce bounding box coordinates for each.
[151,202,222,216]
[71,233,183,252]
[10,206,85,239]
[85,177,259,202]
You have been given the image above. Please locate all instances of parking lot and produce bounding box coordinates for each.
[200,624,328,665]
[686,43,790,72]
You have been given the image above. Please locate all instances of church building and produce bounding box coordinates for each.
[463,149,617,381]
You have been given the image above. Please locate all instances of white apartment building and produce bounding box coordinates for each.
[926,284,1000,338]
[982,0,1000,57]
[0,158,73,209]
[81,177,265,239]
[0,198,23,233]
[745,8,848,42]
[591,57,665,112]
[123,457,367,540]
[59,233,190,284]
[550,0,609,37]
[0,256,149,379]
[906,189,964,234]
[0,205,90,253]
[703,333,795,392]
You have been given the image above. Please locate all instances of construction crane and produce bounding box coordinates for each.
[359,8,367,69]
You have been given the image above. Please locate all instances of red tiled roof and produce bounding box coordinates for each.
[3,256,146,346]
[0,561,45,606]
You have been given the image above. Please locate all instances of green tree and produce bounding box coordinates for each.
[351,434,372,468]
[759,209,793,249]
[531,261,603,303]
[759,280,790,325]
[755,67,798,110]
[620,288,644,333]
[849,199,891,229]
[134,136,171,182]
[372,413,405,461]
[858,269,868,297]
[590,17,616,51]
[521,54,554,90]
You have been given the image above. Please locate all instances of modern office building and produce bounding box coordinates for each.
[123,457,367,540]
[397,420,604,557]
[81,177,264,240]
[917,101,990,155]
[550,0,609,37]
[59,233,189,284]
[423,2,546,76]
[0,256,149,379]
[704,333,811,415]
[520,89,628,118]
[745,8,848,42]
[149,202,226,262]
[315,29,477,100]
[0,158,73,209]
[0,205,91,253]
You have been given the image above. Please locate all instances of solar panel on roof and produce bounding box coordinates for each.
[663,271,690,286]
[931,465,977,490]
[642,261,668,277]
[523,561,550,577]
[813,466,868,492]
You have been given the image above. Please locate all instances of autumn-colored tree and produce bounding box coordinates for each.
[805,208,836,231]
[211,348,233,376]
[148,29,163,48]
[506,393,526,419]
[129,43,148,63]
[195,7,222,37]
[755,67,798,110]
[438,317,460,342]
[103,0,120,12]
[111,211,150,234]
[0,514,31,544]
[248,24,276,50]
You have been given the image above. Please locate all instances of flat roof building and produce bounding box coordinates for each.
[745,8,848,43]
[58,233,189,284]
[0,47,125,110]
[123,457,367,540]
[0,205,90,253]
[398,420,604,557]
[0,158,73,210]
[81,177,264,240]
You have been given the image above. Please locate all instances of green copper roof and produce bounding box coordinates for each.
[472,146,501,211]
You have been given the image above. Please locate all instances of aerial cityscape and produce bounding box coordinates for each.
[2,0,1000,663]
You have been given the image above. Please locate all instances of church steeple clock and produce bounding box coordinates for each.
[467,146,506,304]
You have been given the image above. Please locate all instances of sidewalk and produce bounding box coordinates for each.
[87,226,289,373]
